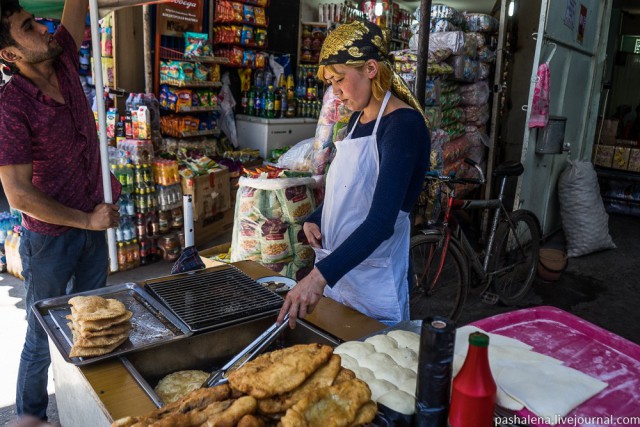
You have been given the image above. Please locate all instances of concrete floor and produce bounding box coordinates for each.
[0,189,639,424]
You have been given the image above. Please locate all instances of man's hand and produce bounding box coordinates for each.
[277,268,327,329]
[86,203,120,230]
[61,0,90,49]
[303,222,322,248]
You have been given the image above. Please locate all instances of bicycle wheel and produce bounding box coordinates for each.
[409,233,469,321]
[489,209,541,305]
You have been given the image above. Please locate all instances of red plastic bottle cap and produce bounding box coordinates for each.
[468,332,490,347]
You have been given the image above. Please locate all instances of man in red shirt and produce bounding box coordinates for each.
[0,0,121,420]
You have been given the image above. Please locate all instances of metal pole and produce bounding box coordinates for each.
[415,0,432,107]
[183,195,195,248]
[143,4,153,94]
[89,0,119,272]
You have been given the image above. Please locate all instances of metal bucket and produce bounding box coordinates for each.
[535,116,567,154]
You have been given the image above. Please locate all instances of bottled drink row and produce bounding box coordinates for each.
[239,65,326,119]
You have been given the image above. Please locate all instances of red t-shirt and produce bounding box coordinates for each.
[0,25,121,236]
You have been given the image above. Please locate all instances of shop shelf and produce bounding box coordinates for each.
[212,19,268,29]
[162,129,221,138]
[175,106,221,113]
[159,78,223,88]
[159,46,230,65]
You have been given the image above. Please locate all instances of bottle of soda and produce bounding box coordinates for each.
[448,332,497,427]
[124,110,133,138]
[117,242,127,271]
[306,72,317,100]
[247,87,255,116]
[266,85,275,119]
[274,86,282,118]
[131,238,141,268]
[240,90,248,114]
[139,237,150,266]
[136,213,147,238]
[254,89,263,117]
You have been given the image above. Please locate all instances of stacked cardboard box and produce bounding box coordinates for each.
[593,119,640,171]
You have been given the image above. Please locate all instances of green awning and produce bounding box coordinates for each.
[20,0,65,19]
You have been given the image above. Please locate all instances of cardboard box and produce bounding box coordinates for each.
[627,148,640,172]
[594,145,614,168]
[612,146,631,170]
[597,119,619,137]
[181,167,231,221]
[194,207,235,247]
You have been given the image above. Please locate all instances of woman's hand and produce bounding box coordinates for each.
[277,268,327,328]
[303,222,322,248]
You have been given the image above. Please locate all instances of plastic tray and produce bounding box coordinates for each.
[472,306,640,426]
[33,283,192,366]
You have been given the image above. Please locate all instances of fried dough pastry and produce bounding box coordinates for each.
[257,355,342,414]
[228,344,333,399]
[332,367,356,385]
[111,385,232,426]
[349,401,378,427]
[70,320,132,338]
[67,310,133,331]
[280,379,374,427]
[237,414,265,427]
[69,296,127,321]
[69,325,130,348]
[203,396,257,427]
[69,335,128,358]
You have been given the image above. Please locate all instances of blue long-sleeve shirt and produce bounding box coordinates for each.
[306,108,430,286]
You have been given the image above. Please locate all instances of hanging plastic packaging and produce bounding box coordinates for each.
[219,72,238,147]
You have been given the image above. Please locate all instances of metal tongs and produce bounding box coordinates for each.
[202,314,290,388]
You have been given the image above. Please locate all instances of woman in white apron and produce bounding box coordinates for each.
[278,20,430,327]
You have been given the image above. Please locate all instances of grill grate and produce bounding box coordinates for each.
[144,266,283,332]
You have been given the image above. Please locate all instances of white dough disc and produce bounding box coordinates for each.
[387,330,420,352]
[385,347,418,370]
[334,341,375,360]
[366,378,398,401]
[351,366,376,383]
[378,389,416,415]
[337,353,359,372]
[398,377,417,397]
[364,334,398,353]
[376,365,416,385]
[360,352,397,372]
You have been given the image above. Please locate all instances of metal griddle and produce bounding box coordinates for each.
[142,265,284,333]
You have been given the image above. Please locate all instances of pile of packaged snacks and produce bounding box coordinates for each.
[160,112,219,137]
[214,1,268,26]
[159,85,218,112]
[160,61,218,85]
[231,175,317,280]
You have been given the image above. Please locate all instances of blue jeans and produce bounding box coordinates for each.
[16,228,108,420]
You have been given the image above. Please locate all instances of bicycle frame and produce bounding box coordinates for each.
[420,173,514,285]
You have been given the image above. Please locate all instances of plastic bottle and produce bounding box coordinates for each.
[131,239,140,268]
[448,332,497,427]
[117,242,127,271]
[266,86,275,119]
[139,237,150,266]
[274,86,282,118]
[247,87,255,116]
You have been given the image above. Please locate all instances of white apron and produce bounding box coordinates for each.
[314,91,410,324]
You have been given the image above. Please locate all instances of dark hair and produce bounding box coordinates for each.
[0,0,23,75]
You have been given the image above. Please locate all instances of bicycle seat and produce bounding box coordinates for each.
[493,161,524,177]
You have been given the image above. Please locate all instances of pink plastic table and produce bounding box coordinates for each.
[472,306,640,426]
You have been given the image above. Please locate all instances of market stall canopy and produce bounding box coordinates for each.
[20,0,169,19]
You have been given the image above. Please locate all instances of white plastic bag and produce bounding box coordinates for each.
[558,160,616,257]
[218,72,238,148]
[277,138,314,172]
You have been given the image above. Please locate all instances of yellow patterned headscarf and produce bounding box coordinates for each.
[319,20,426,125]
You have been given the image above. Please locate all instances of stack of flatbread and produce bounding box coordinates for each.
[66,295,133,358]
[111,343,377,427]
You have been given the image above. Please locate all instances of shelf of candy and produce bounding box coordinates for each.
[214,0,268,27]
[159,84,220,114]
[160,111,221,138]
[300,23,327,65]
[213,23,268,49]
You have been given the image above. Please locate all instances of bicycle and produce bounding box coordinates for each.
[409,159,541,321]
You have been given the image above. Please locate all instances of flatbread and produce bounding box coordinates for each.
[69,296,127,321]
[349,400,378,427]
[68,310,133,331]
[280,379,374,427]
[70,328,130,348]
[69,334,128,358]
[71,320,132,338]
[154,370,210,404]
[228,344,333,399]
[257,355,342,414]
[332,367,356,385]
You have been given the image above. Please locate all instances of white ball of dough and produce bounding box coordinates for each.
[366,378,398,401]
[376,365,416,385]
[334,341,375,361]
[351,366,376,383]
[378,389,416,415]
[338,353,359,372]
[360,352,396,372]
[364,334,398,353]
[387,330,420,352]
[398,377,417,397]
[385,347,418,370]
